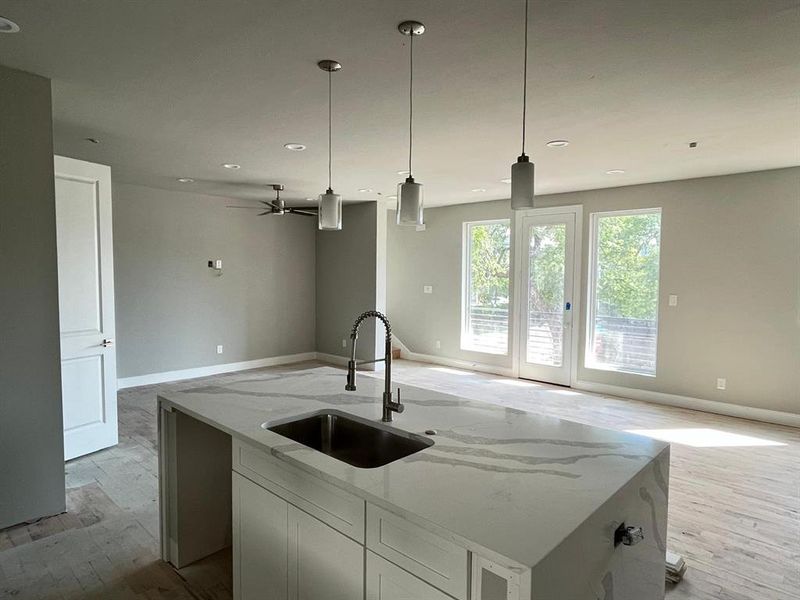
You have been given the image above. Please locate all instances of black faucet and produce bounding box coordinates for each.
[345,311,404,422]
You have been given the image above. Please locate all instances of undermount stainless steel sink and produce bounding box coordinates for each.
[263,410,433,468]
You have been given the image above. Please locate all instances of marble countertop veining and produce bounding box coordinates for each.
[157,366,669,569]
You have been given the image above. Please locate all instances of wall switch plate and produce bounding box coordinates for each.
[668,294,678,307]
[342,339,347,348]
[423,285,433,294]
[716,378,726,390]
[215,259,223,270]
[216,345,223,354]
[435,340,441,349]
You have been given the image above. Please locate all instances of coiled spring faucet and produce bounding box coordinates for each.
[345,311,404,422]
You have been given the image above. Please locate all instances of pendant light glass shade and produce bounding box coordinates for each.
[318,188,342,230]
[510,0,535,211]
[396,177,423,226]
[511,156,535,210]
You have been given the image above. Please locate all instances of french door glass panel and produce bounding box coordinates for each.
[518,212,576,386]
[526,223,566,367]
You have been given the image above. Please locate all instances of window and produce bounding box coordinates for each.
[461,220,511,354]
[586,209,661,376]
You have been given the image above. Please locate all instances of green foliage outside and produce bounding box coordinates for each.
[468,222,510,308]
[596,213,661,320]
[467,213,661,322]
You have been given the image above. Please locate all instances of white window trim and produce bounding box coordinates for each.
[585,207,662,377]
[461,219,511,356]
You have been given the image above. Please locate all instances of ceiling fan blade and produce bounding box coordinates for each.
[258,211,271,216]
[288,208,317,217]
[226,206,263,209]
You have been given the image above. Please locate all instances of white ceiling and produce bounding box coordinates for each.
[0,0,798,207]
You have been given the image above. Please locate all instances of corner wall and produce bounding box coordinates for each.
[0,65,66,528]
[113,183,316,378]
[316,202,387,363]
[388,168,800,416]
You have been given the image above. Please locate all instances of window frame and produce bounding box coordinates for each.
[585,207,662,377]
[460,218,512,355]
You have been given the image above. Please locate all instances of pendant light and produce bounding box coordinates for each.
[511,0,535,210]
[396,20,425,226]
[318,59,343,230]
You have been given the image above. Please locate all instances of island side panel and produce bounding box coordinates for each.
[530,446,670,600]
[159,403,233,568]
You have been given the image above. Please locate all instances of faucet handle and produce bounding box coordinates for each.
[395,388,405,413]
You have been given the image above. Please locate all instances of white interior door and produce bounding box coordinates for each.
[55,155,118,461]
[516,209,579,386]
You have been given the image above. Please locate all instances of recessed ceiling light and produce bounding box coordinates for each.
[305,198,315,201]
[546,139,570,148]
[606,169,626,175]
[177,178,195,183]
[396,170,410,176]
[0,16,20,33]
[471,188,487,193]
[84,137,100,144]
[500,178,512,184]
[358,188,373,193]
[284,143,306,151]
[222,163,241,170]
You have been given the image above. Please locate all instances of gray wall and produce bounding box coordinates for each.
[316,202,386,363]
[388,168,800,415]
[113,183,316,378]
[0,65,66,528]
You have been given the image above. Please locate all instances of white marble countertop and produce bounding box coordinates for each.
[157,366,669,569]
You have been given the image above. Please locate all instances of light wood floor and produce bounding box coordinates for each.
[0,360,797,599]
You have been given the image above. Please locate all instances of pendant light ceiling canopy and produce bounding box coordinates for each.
[511,0,535,210]
[396,20,425,227]
[318,59,343,230]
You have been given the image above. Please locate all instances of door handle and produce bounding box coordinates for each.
[101,339,114,347]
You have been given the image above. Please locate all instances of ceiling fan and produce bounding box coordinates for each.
[227,184,317,217]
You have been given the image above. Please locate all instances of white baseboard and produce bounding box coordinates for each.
[574,379,800,428]
[397,349,800,428]
[316,352,384,371]
[400,350,514,378]
[315,352,349,367]
[117,352,318,389]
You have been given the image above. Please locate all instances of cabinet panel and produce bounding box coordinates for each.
[288,505,364,600]
[366,551,454,600]
[367,504,468,600]
[233,472,288,600]
[233,439,365,542]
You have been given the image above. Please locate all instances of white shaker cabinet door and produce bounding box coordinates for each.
[233,473,289,600]
[366,551,453,600]
[288,505,364,600]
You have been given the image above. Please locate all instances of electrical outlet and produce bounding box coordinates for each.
[342,339,347,348]
[716,378,726,390]
[435,340,441,349]
[215,259,223,270]
[668,294,678,307]
[216,345,224,354]
[423,285,433,294]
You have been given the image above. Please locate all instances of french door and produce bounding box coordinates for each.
[515,209,580,386]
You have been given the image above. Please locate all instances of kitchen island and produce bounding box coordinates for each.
[158,366,669,600]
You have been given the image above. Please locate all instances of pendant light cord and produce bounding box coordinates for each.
[521,0,529,156]
[408,32,414,177]
[328,69,333,191]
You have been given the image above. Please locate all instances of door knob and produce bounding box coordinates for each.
[101,339,114,347]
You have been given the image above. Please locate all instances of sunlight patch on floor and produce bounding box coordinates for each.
[429,366,475,376]
[491,378,538,387]
[627,428,787,448]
